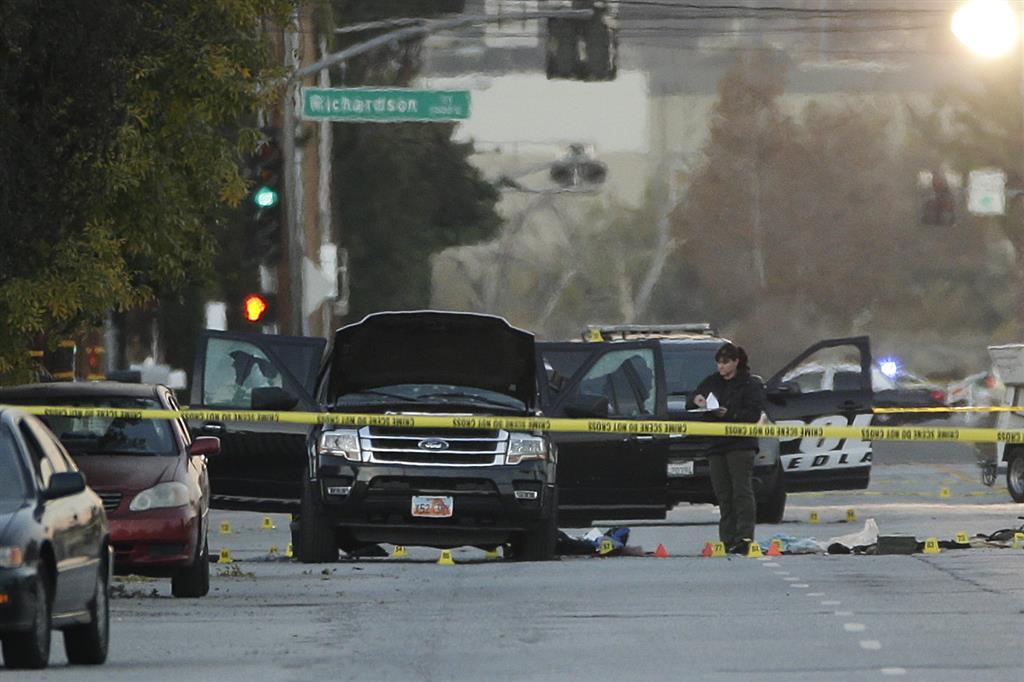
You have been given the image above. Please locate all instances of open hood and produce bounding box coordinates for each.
[327,311,536,409]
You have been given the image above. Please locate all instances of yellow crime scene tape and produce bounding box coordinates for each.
[6,403,1024,444]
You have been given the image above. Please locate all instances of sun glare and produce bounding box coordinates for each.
[953,0,1019,58]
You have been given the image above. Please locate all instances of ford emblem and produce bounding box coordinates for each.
[418,438,450,451]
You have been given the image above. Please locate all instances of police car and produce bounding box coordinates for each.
[537,324,875,524]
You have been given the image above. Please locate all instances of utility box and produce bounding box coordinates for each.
[988,343,1024,384]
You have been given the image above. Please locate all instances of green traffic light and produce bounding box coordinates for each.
[253,185,279,208]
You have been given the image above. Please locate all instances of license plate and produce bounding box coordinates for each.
[411,495,454,518]
[667,461,695,477]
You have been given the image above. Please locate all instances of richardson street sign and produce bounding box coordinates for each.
[301,87,471,122]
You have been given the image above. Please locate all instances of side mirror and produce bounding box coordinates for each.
[44,471,86,500]
[251,386,299,412]
[188,436,221,458]
[564,393,610,418]
[767,380,801,397]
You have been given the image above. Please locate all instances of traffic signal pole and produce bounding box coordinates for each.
[279,6,595,335]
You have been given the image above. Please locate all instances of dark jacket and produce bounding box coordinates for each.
[686,370,765,454]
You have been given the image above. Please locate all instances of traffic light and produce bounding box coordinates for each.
[242,293,271,324]
[550,144,608,187]
[920,170,956,226]
[246,128,283,263]
[546,1,617,81]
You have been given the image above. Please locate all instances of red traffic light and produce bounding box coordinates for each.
[243,294,268,323]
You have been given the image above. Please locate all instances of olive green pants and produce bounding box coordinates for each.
[708,449,756,546]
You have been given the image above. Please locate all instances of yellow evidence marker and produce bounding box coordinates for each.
[285,544,294,558]
[437,549,456,565]
[219,520,231,535]
[261,516,276,530]
[939,487,951,499]
[598,539,615,555]
[923,537,941,554]
[217,548,233,564]
[269,545,279,556]
[809,511,820,524]
[1013,532,1024,549]
[954,532,969,545]
[391,545,408,558]
[484,548,501,560]
[711,542,727,557]
[745,542,764,558]
[846,508,857,523]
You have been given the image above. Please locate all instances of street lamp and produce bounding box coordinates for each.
[952,0,1018,58]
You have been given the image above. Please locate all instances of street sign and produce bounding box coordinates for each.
[967,168,1006,216]
[301,88,470,122]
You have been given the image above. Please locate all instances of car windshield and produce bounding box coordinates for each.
[35,397,177,457]
[662,347,718,395]
[0,429,30,501]
[333,384,525,411]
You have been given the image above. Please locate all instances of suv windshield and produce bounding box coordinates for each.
[662,346,718,396]
[0,429,30,501]
[36,397,177,457]
[333,384,526,411]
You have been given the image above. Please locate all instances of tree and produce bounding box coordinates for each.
[0,0,292,378]
[330,0,500,320]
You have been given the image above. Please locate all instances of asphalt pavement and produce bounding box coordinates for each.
[6,452,1024,680]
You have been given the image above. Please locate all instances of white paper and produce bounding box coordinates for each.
[705,393,720,410]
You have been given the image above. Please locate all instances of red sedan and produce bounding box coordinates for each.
[0,383,218,598]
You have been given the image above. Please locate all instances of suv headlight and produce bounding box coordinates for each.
[129,482,190,511]
[318,429,361,462]
[0,546,24,568]
[506,433,549,465]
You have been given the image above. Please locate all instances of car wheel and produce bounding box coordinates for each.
[1007,450,1024,503]
[298,476,338,563]
[756,462,787,524]
[63,552,110,665]
[171,535,210,598]
[510,488,558,562]
[2,564,52,669]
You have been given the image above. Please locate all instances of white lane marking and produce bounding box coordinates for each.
[774,571,790,576]
[821,600,841,606]
[783,577,800,582]
[762,562,780,567]
[792,583,810,588]
[836,610,854,617]
[860,640,882,650]
[844,623,867,633]
[806,592,825,597]
[881,668,907,676]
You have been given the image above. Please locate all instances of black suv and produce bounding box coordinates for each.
[537,325,875,524]
[190,312,559,561]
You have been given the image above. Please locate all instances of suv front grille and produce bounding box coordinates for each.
[360,426,507,466]
[97,492,123,512]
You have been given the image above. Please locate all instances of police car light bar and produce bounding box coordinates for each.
[583,323,717,341]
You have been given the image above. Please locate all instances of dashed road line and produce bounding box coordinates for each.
[860,640,882,650]
[843,623,867,632]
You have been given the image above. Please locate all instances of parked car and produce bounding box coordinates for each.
[0,406,111,669]
[190,312,559,562]
[0,383,218,598]
[538,325,876,524]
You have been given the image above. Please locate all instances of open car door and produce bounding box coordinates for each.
[190,330,325,512]
[538,340,668,524]
[765,336,874,492]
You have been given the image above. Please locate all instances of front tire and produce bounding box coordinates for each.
[756,462,787,524]
[298,476,338,563]
[63,552,110,665]
[510,488,558,562]
[172,535,210,598]
[1007,450,1024,503]
[2,564,52,669]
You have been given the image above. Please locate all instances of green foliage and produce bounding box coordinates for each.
[0,0,292,377]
